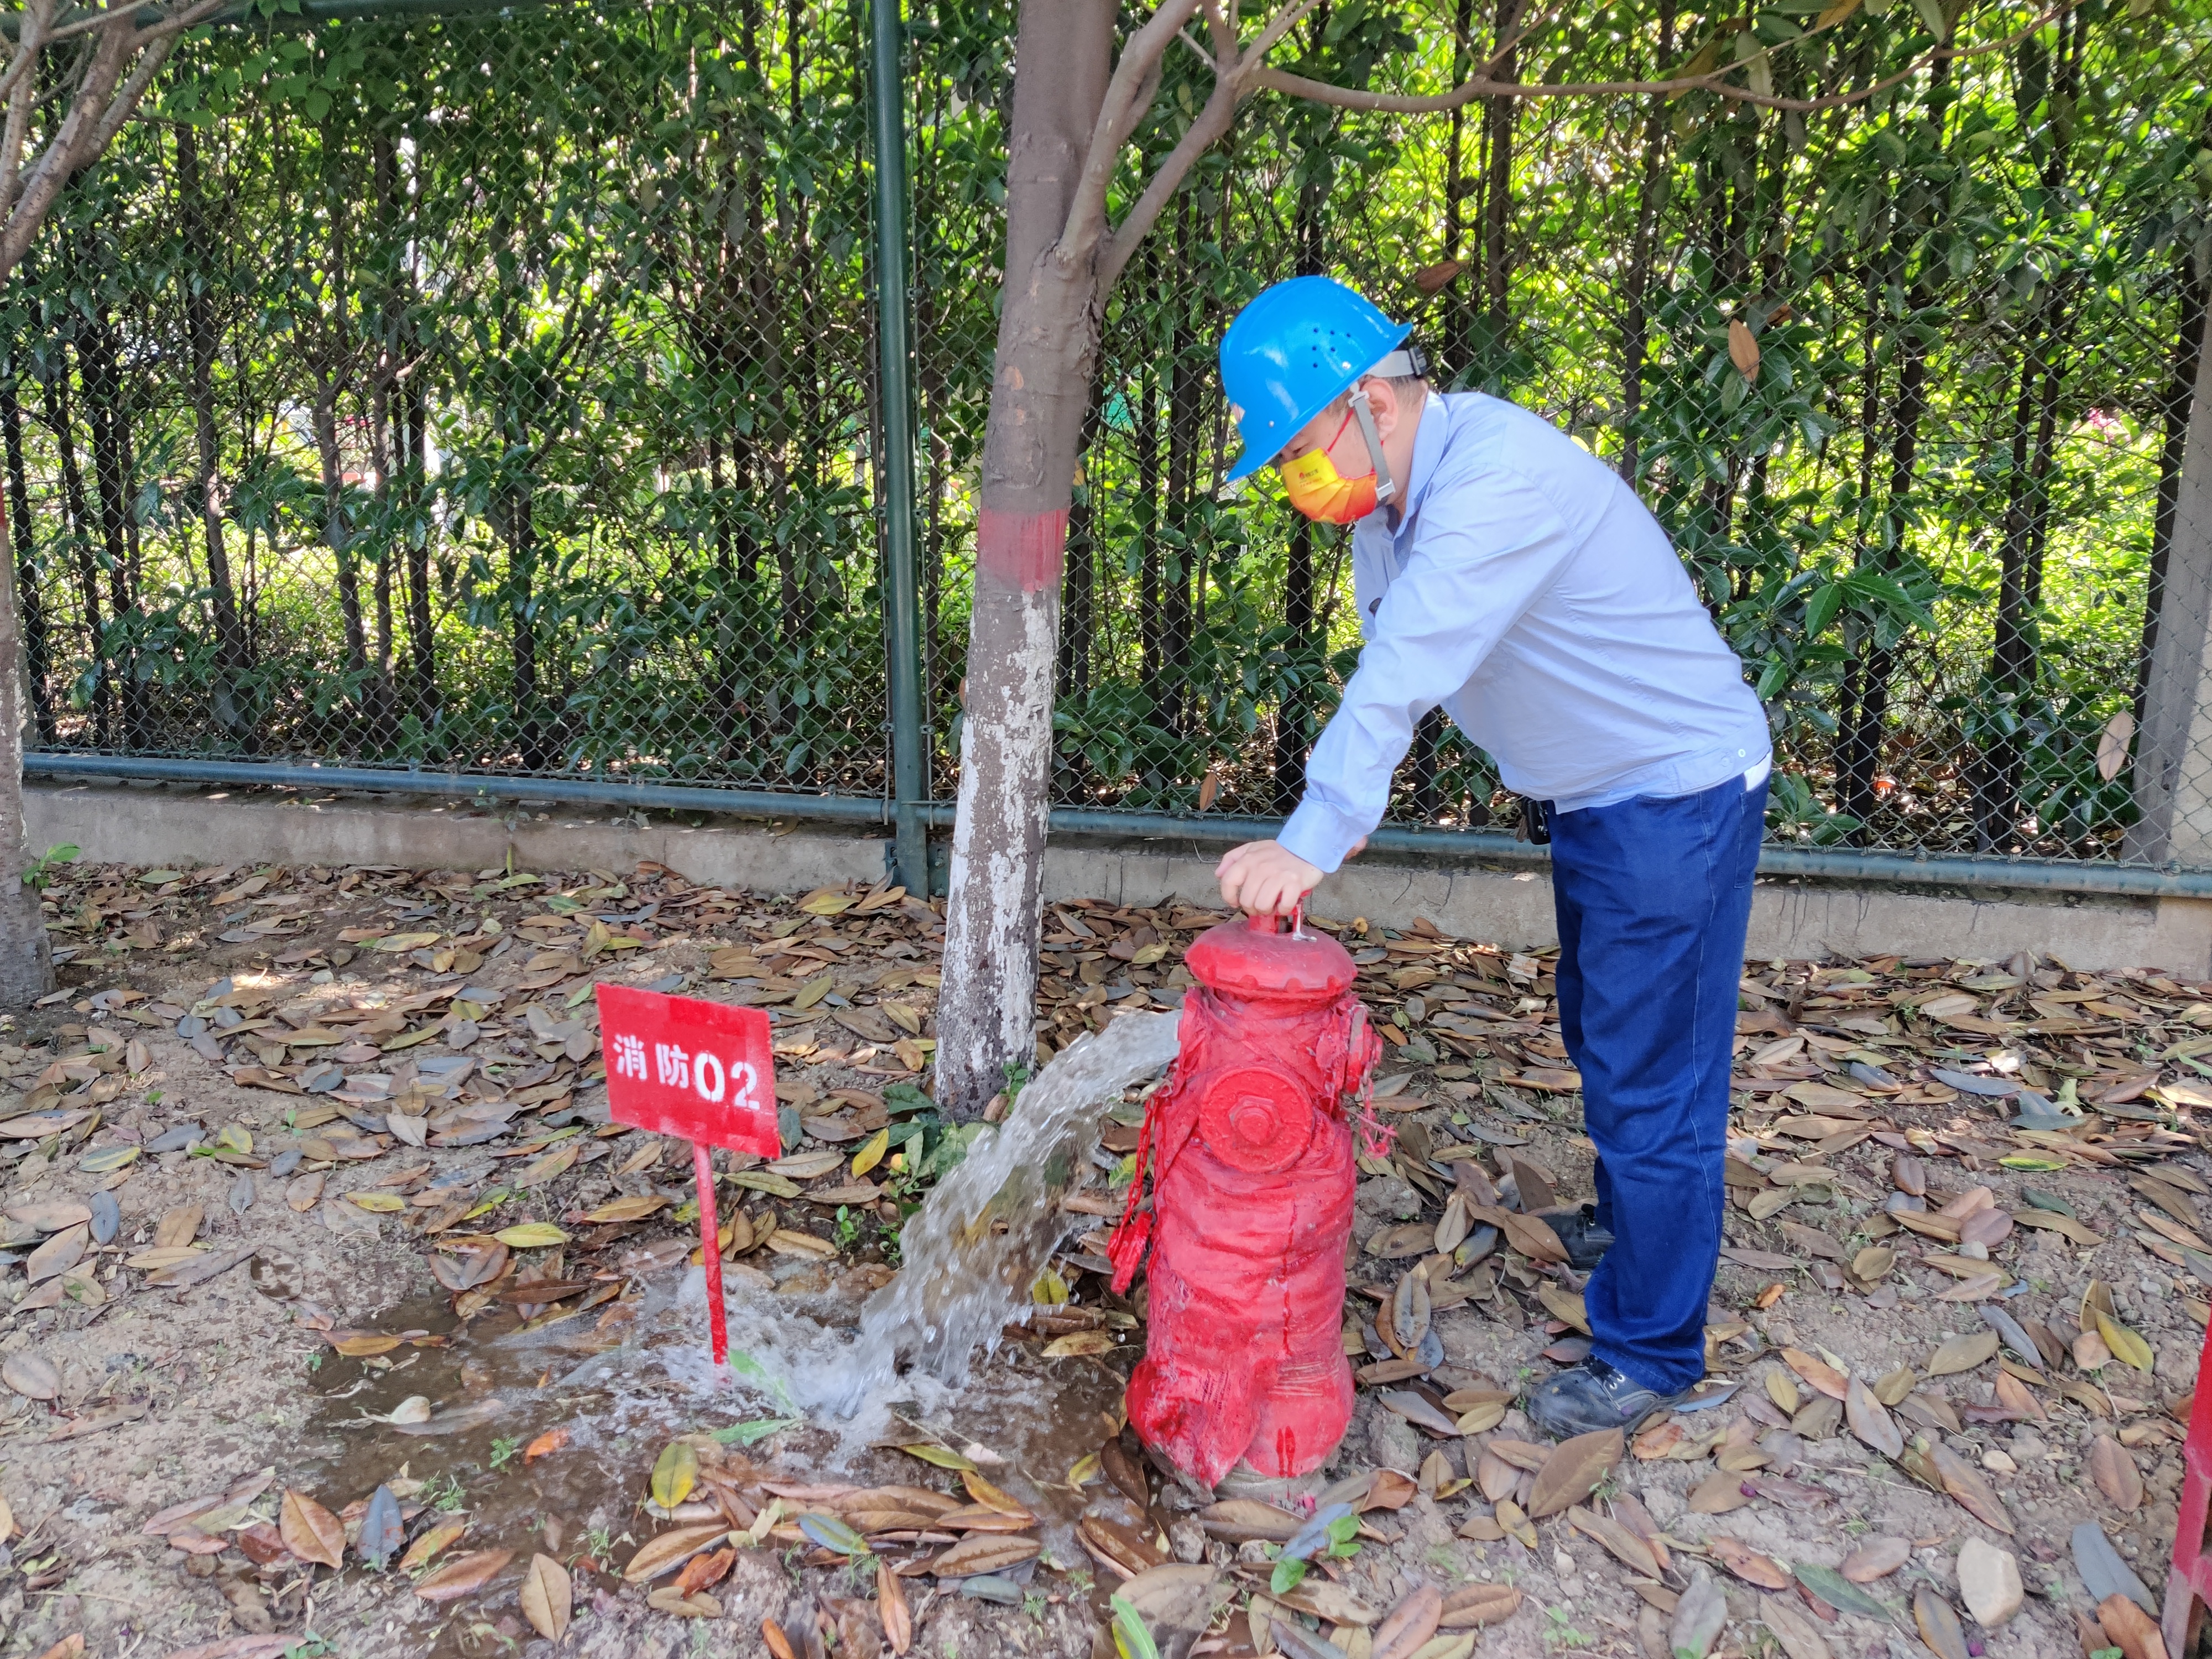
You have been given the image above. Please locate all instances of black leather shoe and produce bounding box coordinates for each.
[1525,1358,1690,1439]
[1537,1204,1614,1271]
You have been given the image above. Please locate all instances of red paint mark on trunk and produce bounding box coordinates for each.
[976,507,1068,593]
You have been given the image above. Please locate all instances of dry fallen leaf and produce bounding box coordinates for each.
[878,1557,912,1655]
[520,1552,571,1641]
[2,1352,59,1401]
[1527,1428,1621,1519]
[415,1547,514,1604]
[1931,1443,2013,1533]
[1566,1506,1659,1577]
[1709,1536,1790,1589]
[651,1442,698,1510]
[1438,1583,1522,1629]
[2098,709,2137,782]
[2099,1592,2169,1659]
[1765,1368,1800,1414]
[623,1522,732,1583]
[1729,316,1761,382]
[1914,1585,1969,1659]
[398,1518,468,1574]
[1782,1347,1848,1400]
[2089,1435,2144,1512]
[279,1489,344,1570]
[2096,1312,2154,1373]
[932,1533,1042,1577]
[1760,1595,1834,1659]
[1688,1470,1750,1514]
[1927,1331,2000,1376]
[1845,1375,1903,1459]
[1371,1583,1443,1659]
[1840,1536,1910,1582]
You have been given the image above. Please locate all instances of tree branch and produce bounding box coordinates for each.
[83,14,193,160]
[0,0,50,223]
[1097,9,1244,291]
[0,18,130,273]
[1255,0,2079,114]
[1057,0,1206,272]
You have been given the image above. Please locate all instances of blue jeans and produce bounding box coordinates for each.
[1547,772,1765,1394]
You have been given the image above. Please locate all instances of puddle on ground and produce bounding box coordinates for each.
[299,1277,1136,1652]
[293,1011,1183,1652]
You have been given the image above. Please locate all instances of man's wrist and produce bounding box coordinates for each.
[1279,799,1368,875]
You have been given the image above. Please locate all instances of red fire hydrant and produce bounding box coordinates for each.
[1109,910,1383,1490]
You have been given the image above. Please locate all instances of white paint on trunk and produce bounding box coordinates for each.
[938,586,1060,1112]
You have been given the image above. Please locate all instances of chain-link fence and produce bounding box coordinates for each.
[11,0,2212,881]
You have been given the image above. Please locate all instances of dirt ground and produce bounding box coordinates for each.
[0,852,2199,1659]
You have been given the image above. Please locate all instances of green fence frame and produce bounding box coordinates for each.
[19,0,2212,909]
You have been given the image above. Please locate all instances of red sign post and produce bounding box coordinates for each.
[596,984,780,1366]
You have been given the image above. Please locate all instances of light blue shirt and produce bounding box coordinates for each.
[1279,392,1772,875]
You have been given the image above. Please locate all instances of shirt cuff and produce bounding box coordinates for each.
[1279,798,1373,877]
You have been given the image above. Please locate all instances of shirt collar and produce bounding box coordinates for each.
[1383,393,1449,538]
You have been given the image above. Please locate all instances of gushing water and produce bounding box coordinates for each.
[661,1007,1181,1420]
[848,1007,1181,1395]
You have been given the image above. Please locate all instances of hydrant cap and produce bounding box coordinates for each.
[1185,912,1358,1007]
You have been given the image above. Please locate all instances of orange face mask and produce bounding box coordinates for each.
[1278,406,1380,524]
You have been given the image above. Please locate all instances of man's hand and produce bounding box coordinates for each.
[1215,840,1325,916]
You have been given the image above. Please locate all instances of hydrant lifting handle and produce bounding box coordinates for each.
[1248,901,1306,937]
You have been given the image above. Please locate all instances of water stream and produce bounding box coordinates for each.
[658,1005,1182,1418]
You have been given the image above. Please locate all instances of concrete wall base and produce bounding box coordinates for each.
[27,779,2211,975]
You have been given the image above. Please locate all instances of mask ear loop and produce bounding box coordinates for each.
[1348,387,1396,506]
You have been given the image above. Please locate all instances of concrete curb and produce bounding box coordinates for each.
[25,778,2211,974]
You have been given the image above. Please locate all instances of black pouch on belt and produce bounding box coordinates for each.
[1516,796,1552,846]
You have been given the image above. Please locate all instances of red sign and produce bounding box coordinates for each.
[596,984,780,1157]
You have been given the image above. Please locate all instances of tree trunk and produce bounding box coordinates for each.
[1,376,53,747]
[2124,253,2212,866]
[315,388,373,732]
[1973,340,2042,848]
[1615,0,1676,484]
[75,304,145,748]
[176,123,253,750]
[1978,306,2069,847]
[1164,195,1200,739]
[509,487,544,770]
[1441,0,1474,374]
[1837,291,1930,834]
[39,371,108,747]
[936,0,1115,1118]
[1136,353,1162,692]
[2130,254,2208,789]
[0,502,52,1003]
[1478,0,1520,352]
[400,373,438,735]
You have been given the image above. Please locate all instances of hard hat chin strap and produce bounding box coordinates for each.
[1348,388,1396,507]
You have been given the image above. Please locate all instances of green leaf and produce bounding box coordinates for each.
[1270,1556,1308,1596]
[1111,1594,1163,1659]
[1804,581,1844,638]
[798,1512,867,1556]
[727,1350,796,1412]
[711,1417,799,1446]
[1793,1562,1892,1621]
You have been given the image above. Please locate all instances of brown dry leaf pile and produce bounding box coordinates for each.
[0,865,2205,1659]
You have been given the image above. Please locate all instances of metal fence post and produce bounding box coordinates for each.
[869,0,928,897]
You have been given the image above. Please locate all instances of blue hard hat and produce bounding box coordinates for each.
[1219,276,1412,483]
